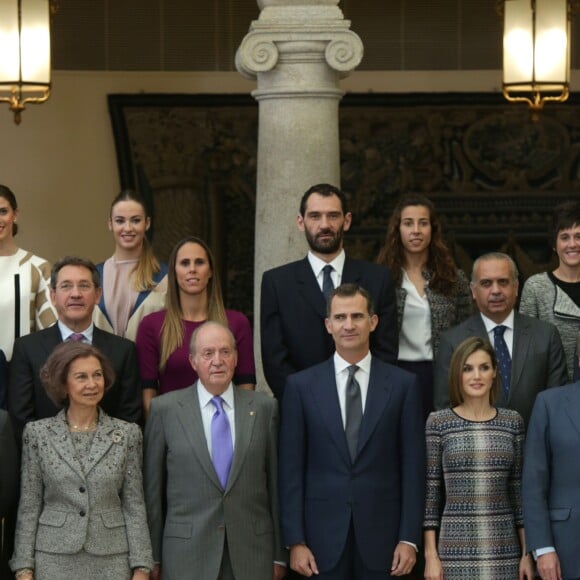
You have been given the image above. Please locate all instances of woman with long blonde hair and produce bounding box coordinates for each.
[136,236,255,417]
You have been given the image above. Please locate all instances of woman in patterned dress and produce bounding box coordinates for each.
[423,336,534,580]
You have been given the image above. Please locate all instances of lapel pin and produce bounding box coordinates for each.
[249,411,255,416]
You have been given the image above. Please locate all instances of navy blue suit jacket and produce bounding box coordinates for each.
[523,383,580,579]
[261,256,398,400]
[279,356,425,572]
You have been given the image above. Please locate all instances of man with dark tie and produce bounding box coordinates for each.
[260,183,397,400]
[144,321,286,580]
[279,284,424,579]
[8,256,141,436]
[433,252,567,426]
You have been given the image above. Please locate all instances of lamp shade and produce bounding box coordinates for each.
[503,0,569,93]
[0,0,51,123]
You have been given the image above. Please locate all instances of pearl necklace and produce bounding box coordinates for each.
[67,415,98,432]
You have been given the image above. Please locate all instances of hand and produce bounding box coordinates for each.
[424,553,444,580]
[519,553,534,580]
[390,542,416,576]
[149,564,161,580]
[537,552,562,580]
[290,544,319,577]
[273,562,287,579]
[132,570,150,580]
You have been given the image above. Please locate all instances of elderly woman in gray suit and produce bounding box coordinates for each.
[10,342,153,580]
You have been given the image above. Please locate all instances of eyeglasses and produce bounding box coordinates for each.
[199,348,235,361]
[56,282,95,293]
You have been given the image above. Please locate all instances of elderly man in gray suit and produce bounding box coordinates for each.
[144,321,286,580]
[433,252,568,427]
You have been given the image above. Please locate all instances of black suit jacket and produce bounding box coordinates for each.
[0,409,18,518]
[433,311,568,426]
[260,256,397,399]
[8,325,141,437]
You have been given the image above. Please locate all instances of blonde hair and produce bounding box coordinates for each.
[160,237,227,370]
[110,190,160,292]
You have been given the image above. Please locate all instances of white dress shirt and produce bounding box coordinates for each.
[57,320,95,344]
[480,310,515,356]
[307,249,346,292]
[197,381,236,456]
[333,351,371,428]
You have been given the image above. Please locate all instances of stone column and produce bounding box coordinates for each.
[236,0,363,392]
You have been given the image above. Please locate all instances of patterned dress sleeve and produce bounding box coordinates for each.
[424,411,444,529]
[508,412,526,528]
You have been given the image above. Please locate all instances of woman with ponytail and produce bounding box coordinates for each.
[94,190,167,341]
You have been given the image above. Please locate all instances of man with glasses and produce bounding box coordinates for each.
[8,256,141,438]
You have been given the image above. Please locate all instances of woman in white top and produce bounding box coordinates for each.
[94,190,167,341]
[0,185,56,360]
[377,194,471,419]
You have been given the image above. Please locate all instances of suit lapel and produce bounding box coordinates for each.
[296,258,327,319]
[175,387,223,491]
[83,411,116,477]
[40,325,64,357]
[311,359,351,466]
[47,410,86,480]
[563,384,580,438]
[509,313,530,402]
[341,257,363,285]
[226,389,256,492]
[357,358,393,456]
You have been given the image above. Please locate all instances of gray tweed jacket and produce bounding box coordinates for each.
[520,272,580,381]
[10,409,153,572]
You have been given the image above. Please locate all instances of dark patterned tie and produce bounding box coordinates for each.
[345,365,362,462]
[493,325,511,399]
[322,264,335,301]
[210,396,233,489]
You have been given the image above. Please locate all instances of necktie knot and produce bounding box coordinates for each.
[68,333,84,342]
[347,364,359,381]
[493,325,507,338]
[211,396,225,413]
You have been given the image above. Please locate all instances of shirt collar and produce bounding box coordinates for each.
[333,350,372,376]
[480,309,515,333]
[307,249,346,278]
[197,380,235,409]
[58,321,94,342]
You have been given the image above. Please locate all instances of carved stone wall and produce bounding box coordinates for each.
[109,93,580,319]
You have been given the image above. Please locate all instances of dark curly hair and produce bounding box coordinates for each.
[377,194,458,296]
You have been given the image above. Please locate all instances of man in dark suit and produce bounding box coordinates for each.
[433,252,567,426]
[522,383,580,580]
[144,322,286,580]
[261,183,398,400]
[279,284,425,579]
[0,409,18,577]
[8,256,141,436]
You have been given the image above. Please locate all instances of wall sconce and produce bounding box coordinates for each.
[502,0,570,118]
[0,0,51,125]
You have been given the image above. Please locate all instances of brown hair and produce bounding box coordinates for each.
[50,256,101,289]
[551,200,580,248]
[448,336,499,406]
[110,190,161,292]
[377,194,458,295]
[40,342,115,407]
[0,184,18,236]
[160,237,227,370]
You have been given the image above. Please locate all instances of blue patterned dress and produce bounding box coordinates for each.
[424,407,525,579]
